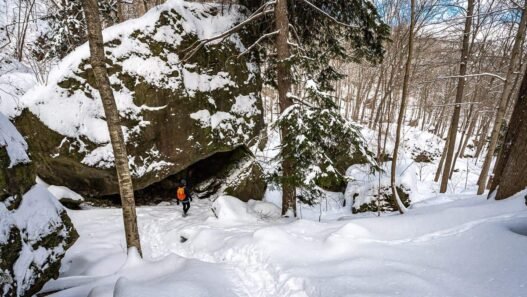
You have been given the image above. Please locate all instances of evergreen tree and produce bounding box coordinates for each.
[270,81,378,205]
[251,0,389,211]
[186,0,389,215]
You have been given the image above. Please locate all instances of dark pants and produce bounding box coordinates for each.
[182,201,190,214]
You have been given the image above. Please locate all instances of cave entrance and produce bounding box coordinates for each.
[99,147,246,205]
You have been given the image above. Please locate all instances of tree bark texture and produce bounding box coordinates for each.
[491,63,527,200]
[439,0,474,193]
[83,0,142,254]
[275,0,295,216]
[390,0,416,214]
[477,3,527,195]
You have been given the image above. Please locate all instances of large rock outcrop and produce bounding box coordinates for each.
[0,114,78,297]
[14,1,265,200]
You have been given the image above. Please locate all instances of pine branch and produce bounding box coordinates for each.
[301,0,359,29]
[238,30,279,58]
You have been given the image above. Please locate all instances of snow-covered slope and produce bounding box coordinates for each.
[40,190,527,297]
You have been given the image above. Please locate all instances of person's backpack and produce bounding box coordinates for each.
[177,187,187,201]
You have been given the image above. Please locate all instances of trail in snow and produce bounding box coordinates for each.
[41,192,527,297]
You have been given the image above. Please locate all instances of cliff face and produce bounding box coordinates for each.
[14,1,265,200]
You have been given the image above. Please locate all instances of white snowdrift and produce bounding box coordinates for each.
[211,195,281,223]
[36,177,85,202]
[47,186,84,202]
[41,189,527,297]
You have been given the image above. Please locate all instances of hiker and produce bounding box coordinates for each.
[176,179,192,217]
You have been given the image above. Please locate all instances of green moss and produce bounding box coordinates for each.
[0,226,21,297]
[0,145,35,202]
[13,6,264,200]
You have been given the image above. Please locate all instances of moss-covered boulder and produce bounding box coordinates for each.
[351,185,411,213]
[14,2,264,200]
[0,115,78,297]
[0,186,78,297]
[192,146,266,202]
[345,161,415,213]
[0,115,33,204]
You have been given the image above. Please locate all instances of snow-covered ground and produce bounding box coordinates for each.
[36,120,527,297]
[40,188,527,297]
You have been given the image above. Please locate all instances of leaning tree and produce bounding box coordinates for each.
[489,60,527,200]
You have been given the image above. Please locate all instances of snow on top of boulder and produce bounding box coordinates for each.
[12,0,259,174]
[345,158,418,207]
[13,184,65,243]
[212,196,258,223]
[20,0,241,144]
[17,0,250,144]
[43,0,245,86]
[47,185,84,202]
[190,93,259,140]
[0,202,15,244]
[0,112,30,167]
[211,196,281,223]
[182,70,236,93]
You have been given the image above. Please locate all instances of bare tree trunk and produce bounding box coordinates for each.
[373,64,397,130]
[360,77,374,123]
[433,104,446,136]
[118,0,148,22]
[275,0,295,217]
[352,80,362,121]
[450,103,474,178]
[477,3,527,195]
[435,128,451,182]
[368,68,384,129]
[83,0,142,254]
[382,92,394,157]
[459,113,477,158]
[492,63,527,200]
[439,0,474,193]
[474,116,490,161]
[390,0,415,214]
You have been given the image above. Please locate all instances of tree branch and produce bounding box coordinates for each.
[301,0,359,29]
[437,72,506,81]
[182,1,275,62]
[238,30,279,58]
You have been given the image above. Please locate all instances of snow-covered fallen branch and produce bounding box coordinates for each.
[437,72,506,81]
[183,1,276,61]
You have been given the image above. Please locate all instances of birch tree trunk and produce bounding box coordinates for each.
[83,0,142,254]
